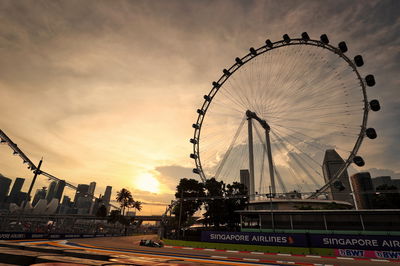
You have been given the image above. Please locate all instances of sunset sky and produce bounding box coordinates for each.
[0,0,399,215]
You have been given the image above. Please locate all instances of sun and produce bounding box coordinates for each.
[135,173,160,193]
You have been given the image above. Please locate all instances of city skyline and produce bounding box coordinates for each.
[0,0,399,215]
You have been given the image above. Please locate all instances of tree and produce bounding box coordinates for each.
[172,178,205,227]
[202,179,248,229]
[131,200,142,213]
[203,178,226,228]
[116,188,133,216]
[224,182,248,229]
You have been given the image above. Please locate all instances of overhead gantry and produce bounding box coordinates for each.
[246,110,275,198]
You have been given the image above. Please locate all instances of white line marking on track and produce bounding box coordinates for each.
[243,258,260,261]
[227,250,239,253]
[250,251,264,254]
[204,248,215,251]
[277,253,291,256]
[337,257,354,260]
[370,259,390,262]
[182,247,193,250]
[211,256,227,259]
[306,255,321,258]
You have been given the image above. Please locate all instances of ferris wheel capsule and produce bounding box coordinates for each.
[235,57,243,65]
[301,32,310,41]
[204,95,211,101]
[265,39,273,48]
[366,128,377,139]
[190,153,198,159]
[193,168,200,174]
[354,55,364,67]
[365,75,376,86]
[353,156,365,167]
[189,138,197,144]
[283,34,291,43]
[249,47,257,56]
[320,34,329,44]
[338,41,348,53]
[369,99,380,111]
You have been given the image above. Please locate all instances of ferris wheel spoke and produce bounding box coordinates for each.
[272,130,321,188]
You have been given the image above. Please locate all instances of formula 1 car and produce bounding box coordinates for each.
[139,239,163,247]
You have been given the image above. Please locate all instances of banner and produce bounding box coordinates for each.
[0,232,123,240]
[201,231,307,247]
[335,249,400,259]
[310,234,400,251]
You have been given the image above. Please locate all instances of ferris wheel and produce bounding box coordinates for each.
[190,32,380,198]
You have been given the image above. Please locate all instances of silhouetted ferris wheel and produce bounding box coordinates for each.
[190,32,380,198]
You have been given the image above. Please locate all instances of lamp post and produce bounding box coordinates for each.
[177,189,183,239]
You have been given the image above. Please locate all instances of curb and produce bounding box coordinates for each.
[164,245,398,263]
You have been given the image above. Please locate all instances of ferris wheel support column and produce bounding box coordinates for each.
[247,118,255,199]
[265,129,276,196]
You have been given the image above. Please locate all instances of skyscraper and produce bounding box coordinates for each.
[45,181,57,203]
[32,187,47,207]
[7,177,24,204]
[103,186,112,213]
[350,172,374,209]
[0,174,12,204]
[89,181,96,196]
[322,149,353,204]
[53,180,66,201]
[74,184,90,205]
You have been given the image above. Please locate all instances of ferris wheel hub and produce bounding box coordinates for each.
[246,110,270,131]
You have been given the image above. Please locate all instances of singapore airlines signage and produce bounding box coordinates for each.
[201,231,306,246]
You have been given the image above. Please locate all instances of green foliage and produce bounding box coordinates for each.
[173,177,248,231]
[172,178,205,226]
[116,188,133,215]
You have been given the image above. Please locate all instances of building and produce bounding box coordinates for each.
[372,176,400,190]
[7,177,24,204]
[240,169,250,194]
[53,180,65,201]
[32,187,47,207]
[103,186,112,213]
[45,181,57,203]
[322,149,353,204]
[0,174,12,204]
[350,172,374,209]
[59,195,72,214]
[73,184,90,205]
[89,181,96,196]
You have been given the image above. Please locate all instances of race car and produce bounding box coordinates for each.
[139,239,163,247]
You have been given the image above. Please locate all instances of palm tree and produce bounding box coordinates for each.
[116,188,133,216]
[131,200,142,213]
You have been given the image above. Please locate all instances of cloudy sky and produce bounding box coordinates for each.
[0,0,398,214]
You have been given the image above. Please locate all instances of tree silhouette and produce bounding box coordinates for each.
[116,188,133,216]
[172,178,205,226]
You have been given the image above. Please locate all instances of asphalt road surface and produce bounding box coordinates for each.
[61,235,398,265]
